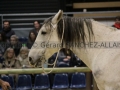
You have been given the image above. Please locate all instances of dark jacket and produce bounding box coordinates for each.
[48,51,85,67]
[30,29,39,36]
[2,27,15,40]
[27,40,34,49]
[0,44,5,56]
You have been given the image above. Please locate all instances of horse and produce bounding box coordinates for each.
[28,10,120,90]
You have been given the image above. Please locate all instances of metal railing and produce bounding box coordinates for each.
[0,67,91,74]
[0,10,120,28]
[0,67,97,90]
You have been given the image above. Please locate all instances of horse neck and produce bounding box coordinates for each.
[72,20,118,69]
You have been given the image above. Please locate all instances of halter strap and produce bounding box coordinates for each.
[42,18,65,74]
[28,22,57,68]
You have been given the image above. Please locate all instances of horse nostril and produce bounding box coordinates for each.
[29,57,32,61]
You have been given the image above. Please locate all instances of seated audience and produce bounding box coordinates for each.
[1,20,15,41]
[17,46,33,68]
[112,16,120,29]
[27,31,37,49]
[7,35,22,56]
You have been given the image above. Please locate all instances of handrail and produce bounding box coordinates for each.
[0,11,119,31]
[0,11,120,16]
[3,18,46,21]
[0,67,91,74]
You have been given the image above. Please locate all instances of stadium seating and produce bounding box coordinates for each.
[0,73,87,90]
[34,74,50,90]
[18,37,28,43]
[52,73,69,89]
[70,72,86,88]
[16,75,32,90]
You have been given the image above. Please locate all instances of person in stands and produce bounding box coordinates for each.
[30,20,41,36]
[112,16,120,29]
[8,35,22,56]
[27,31,37,49]
[17,46,33,68]
[1,20,15,41]
[0,48,21,82]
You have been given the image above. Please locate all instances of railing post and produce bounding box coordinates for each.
[93,77,99,90]
[85,72,92,90]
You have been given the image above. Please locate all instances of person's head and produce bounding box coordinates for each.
[3,20,11,30]
[4,48,15,59]
[33,20,41,30]
[0,32,6,42]
[115,16,120,24]
[10,35,18,45]
[29,31,37,42]
[19,46,29,59]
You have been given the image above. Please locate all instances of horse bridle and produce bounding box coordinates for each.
[29,18,65,74]
[41,18,65,74]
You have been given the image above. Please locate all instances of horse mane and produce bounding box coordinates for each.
[43,16,94,48]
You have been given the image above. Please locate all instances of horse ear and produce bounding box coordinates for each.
[52,10,63,24]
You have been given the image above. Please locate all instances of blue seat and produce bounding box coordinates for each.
[34,74,50,90]
[0,75,15,90]
[52,73,69,89]
[22,37,28,42]
[19,37,28,43]
[16,75,32,90]
[70,73,86,88]
[19,37,24,42]
[0,57,4,63]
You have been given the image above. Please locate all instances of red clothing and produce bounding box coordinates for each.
[114,23,120,29]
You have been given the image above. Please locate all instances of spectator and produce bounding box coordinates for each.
[8,35,22,56]
[0,32,7,56]
[1,20,15,41]
[113,16,120,29]
[48,48,83,67]
[27,31,37,49]
[17,46,33,68]
[30,20,41,36]
[0,48,21,82]
[0,48,20,69]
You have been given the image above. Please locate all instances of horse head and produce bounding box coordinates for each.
[28,10,63,65]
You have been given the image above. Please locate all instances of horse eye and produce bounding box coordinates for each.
[41,31,47,35]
